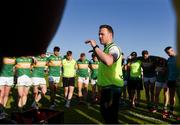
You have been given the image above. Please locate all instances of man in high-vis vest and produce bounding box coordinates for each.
[85,24,124,124]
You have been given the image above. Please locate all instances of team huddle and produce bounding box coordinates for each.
[0,46,99,116]
[121,47,177,119]
[0,45,178,120]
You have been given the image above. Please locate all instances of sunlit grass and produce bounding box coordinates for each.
[4,77,180,124]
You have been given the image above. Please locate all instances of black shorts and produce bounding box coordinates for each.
[167,80,176,88]
[128,79,143,90]
[62,77,75,87]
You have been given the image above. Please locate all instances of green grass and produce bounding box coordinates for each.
[4,81,180,124]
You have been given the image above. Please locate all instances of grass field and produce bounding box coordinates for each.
[4,81,180,124]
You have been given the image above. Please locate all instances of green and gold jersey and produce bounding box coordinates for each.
[16,57,33,77]
[32,56,48,78]
[48,55,62,77]
[0,57,16,77]
[77,59,89,78]
[89,59,99,79]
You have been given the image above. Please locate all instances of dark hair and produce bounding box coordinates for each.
[130,51,137,57]
[164,46,172,53]
[142,50,148,56]
[53,46,60,52]
[67,51,72,56]
[80,53,85,57]
[41,49,47,54]
[99,24,114,37]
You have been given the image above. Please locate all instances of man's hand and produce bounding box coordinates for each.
[85,40,97,47]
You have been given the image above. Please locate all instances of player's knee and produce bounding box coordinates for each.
[18,93,24,97]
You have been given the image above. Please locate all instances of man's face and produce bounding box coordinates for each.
[143,53,149,59]
[54,51,59,56]
[99,28,112,45]
[166,48,176,57]
[67,54,72,60]
[80,55,86,61]
[40,53,46,57]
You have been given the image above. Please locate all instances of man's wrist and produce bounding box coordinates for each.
[93,45,99,50]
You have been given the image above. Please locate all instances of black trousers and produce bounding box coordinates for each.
[100,86,122,124]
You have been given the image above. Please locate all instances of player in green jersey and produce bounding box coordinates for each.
[15,56,33,111]
[62,51,77,108]
[48,46,62,109]
[0,57,16,116]
[89,53,99,103]
[77,53,90,103]
[31,51,48,109]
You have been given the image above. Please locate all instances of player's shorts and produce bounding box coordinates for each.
[17,75,32,87]
[167,80,176,88]
[124,80,128,86]
[90,79,97,85]
[31,77,46,86]
[0,77,14,86]
[48,76,60,84]
[155,81,167,88]
[62,77,75,87]
[78,77,89,84]
[143,76,156,85]
[128,79,143,90]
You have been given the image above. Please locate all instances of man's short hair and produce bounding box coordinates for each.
[142,50,148,56]
[80,53,85,57]
[53,46,60,52]
[164,46,172,53]
[130,51,137,57]
[41,49,47,54]
[67,51,72,56]
[99,24,114,37]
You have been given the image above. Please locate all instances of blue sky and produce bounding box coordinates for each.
[47,0,176,60]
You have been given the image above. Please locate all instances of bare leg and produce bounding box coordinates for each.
[3,85,11,107]
[22,86,30,106]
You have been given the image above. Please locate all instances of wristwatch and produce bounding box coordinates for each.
[93,45,99,50]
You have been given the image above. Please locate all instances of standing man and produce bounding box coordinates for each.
[154,57,169,116]
[85,24,124,123]
[31,51,48,109]
[0,57,16,116]
[77,53,90,103]
[48,46,62,109]
[141,50,157,111]
[89,53,99,103]
[164,46,178,118]
[15,56,33,111]
[62,51,77,108]
[127,52,143,108]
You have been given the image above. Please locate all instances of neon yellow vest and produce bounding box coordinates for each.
[130,60,142,80]
[97,43,124,87]
[62,59,76,77]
